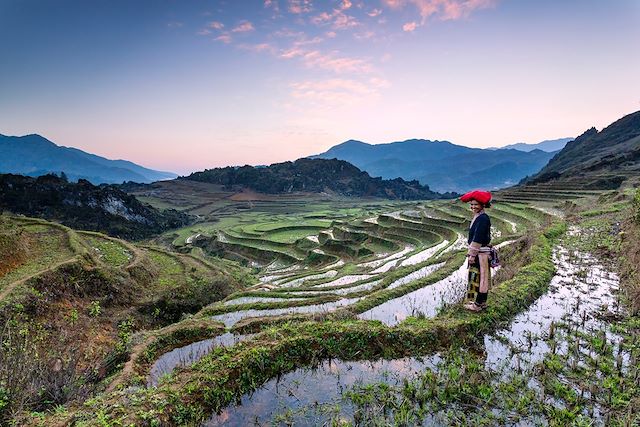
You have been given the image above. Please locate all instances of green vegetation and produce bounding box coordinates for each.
[4,181,640,427]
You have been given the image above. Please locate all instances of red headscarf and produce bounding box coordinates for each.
[460,190,492,205]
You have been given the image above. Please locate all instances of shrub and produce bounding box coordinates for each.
[634,188,640,223]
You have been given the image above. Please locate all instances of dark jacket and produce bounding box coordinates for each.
[468,212,491,246]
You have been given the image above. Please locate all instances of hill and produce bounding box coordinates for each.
[0,214,253,423]
[311,139,556,193]
[0,133,177,184]
[184,158,450,200]
[0,173,191,239]
[490,137,573,152]
[529,110,640,188]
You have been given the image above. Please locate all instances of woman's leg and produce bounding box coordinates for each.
[466,258,480,303]
[476,252,491,305]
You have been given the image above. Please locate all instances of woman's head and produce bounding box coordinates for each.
[460,190,492,210]
[469,199,489,213]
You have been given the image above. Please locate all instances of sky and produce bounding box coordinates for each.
[1,0,639,174]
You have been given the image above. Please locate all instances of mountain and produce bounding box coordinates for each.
[529,110,640,187]
[0,173,191,239]
[311,139,556,193]
[490,137,573,152]
[184,158,450,200]
[0,133,177,184]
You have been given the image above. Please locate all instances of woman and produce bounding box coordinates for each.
[460,190,492,312]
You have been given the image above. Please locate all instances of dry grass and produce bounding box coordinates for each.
[621,217,640,315]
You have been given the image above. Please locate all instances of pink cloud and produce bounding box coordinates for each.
[402,21,418,32]
[197,29,212,36]
[231,21,255,32]
[280,46,372,74]
[340,0,353,10]
[354,30,375,40]
[305,51,373,73]
[209,21,224,30]
[333,13,360,29]
[311,11,333,25]
[289,77,389,107]
[367,8,383,17]
[288,0,313,14]
[280,47,306,59]
[383,0,497,22]
[214,34,232,43]
[239,43,275,53]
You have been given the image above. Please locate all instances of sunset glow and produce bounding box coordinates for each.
[1,0,639,174]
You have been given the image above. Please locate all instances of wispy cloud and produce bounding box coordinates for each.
[288,0,313,14]
[289,77,390,107]
[231,20,255,33]
[390,0,496,21]
[402,21,417,32]
[367,8,383,17]
[239,43,275,53]
[209,21,224,30]
[167,22,184,29]
[280,47,373,73]
[214,34,232,43]
[340,0,353,10]
[332,13,360,30]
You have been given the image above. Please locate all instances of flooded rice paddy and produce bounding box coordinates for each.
[198,230,626,425]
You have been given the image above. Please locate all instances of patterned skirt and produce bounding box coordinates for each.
[466,254,492,303]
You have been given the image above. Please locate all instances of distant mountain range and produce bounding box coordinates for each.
[529,110,640,187]
[489,137,573,152]
[0,133,177,184]
[184,158,450,200]
[311,139,559,193]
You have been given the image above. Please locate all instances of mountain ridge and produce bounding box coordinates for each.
[529,110,640,187]
[183,158,451,200]
[0,133,177,184]
[311,138,557,193]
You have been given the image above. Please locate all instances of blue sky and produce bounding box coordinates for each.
[1,0,639,174]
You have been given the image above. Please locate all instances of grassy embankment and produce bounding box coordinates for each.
[34,216,563,425]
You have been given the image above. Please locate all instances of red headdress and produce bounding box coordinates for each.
[460,190,492,205]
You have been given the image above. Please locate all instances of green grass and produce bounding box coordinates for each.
[84,236,132,267]
[0,225,76,294]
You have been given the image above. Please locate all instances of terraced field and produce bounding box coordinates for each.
[11,186,640,426]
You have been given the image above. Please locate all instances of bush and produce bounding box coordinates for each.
[634,188,640,223]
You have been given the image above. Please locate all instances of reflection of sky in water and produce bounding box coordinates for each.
[203,356,442,427]
[148,333,252,387]
[485,246,624,372]
[199,237,626,425]
[360,246,413,270]
[314,274,375,288]
[358,262,467,326]
[387,262,446,291]
[211,297,363,328]
[224,296,308,306]
[276,270,338,288]
[400,240,449,266]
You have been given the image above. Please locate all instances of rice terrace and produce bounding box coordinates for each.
[1,1,640,426]
[0,165,637,425]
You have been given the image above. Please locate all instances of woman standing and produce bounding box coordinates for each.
[460,190,492,312]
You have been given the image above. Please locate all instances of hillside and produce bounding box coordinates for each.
[0,215,253,423]
[530,110,640,187]
[184,158,450,200]
[0,133,177,184]
[311,139,556,193]
[0,173,191,239]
